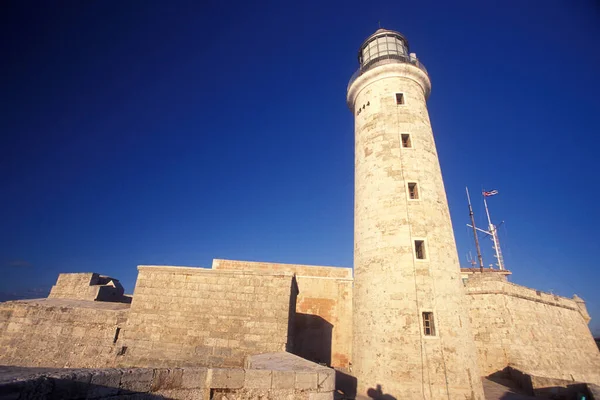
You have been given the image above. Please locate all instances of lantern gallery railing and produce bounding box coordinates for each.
[348,53,428,91]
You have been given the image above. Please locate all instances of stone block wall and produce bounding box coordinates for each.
[0,298,129,368]
[49,273,130,303]
[465,272,600,385]
[212,259,353,369]
[117,266,297,368]
[0,362,335,400]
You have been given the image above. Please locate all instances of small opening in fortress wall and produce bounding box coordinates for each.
[408,182,419,199]
[113,327,121,344]
[401,133,412,148]
[117,346,127,356]
[414,240,426,260]
[422,312,436,336]
[395,92,405,104]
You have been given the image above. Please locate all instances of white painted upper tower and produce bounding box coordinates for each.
[347,29,484,399]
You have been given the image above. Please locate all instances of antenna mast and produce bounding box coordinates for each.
[483,195,505,270]
[466,187,484,272]
[466,188,505,270]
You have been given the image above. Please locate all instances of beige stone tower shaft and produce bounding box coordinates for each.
[347,29,484,399]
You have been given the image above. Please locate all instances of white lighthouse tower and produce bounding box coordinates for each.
[347,29,484,399]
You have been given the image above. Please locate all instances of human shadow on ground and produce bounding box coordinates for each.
[366,384,397,400]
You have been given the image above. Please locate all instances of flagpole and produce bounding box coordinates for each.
[483,191,505,270]
[484,196,493,231]
[466,187,484,272]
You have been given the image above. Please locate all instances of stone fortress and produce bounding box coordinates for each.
[1,29,600,400]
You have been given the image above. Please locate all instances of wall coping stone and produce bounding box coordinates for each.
[0,298,131,311]
[213,258,353,279]
[138,265,295,278]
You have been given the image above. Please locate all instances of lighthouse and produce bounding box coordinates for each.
[347,29,484,399]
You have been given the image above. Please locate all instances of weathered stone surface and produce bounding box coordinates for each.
[49,273,130,304]
[0,365,333,400]
[211,368,245,389]
[243,369,272,389]
[213,259,353,370]
[295,372,318,390]
[117,266,295,368]
[317,371,335,392]
[181,368,208,389]
[272,370,296,389]
[45,371,92,399]
[119,369,153,392]
[0,298,128,369]
[465,271,600,385]
[152,388,208,400]
[151,368,183,391]
[88,369,121,398]
[308,392,333,400]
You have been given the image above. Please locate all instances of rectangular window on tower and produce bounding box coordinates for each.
[401,134,412,148]
[408,182,419,200]
[395,93,405,105]
[422,312,436,336]
[414,240,426,260]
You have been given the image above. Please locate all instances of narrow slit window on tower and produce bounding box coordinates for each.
[414,240,426,260]
[408,182,419,200]
[422,312,436,336]
[401,134,412,148]
[395,93,405,105]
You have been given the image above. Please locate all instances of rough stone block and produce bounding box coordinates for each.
[119,368,153,393]
[151,368,184,391]
[272,370,296,389]
[49,371,92,399]
[244,369,272,389]
[181,368,208,389]
[210,368,245,389]
[295,372,318,390]
[87,369,122,398]
[317,371,335,392]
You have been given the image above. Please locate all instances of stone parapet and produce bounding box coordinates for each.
[0,363,335,400]
[0,299,129,368]
[212,259,352,279]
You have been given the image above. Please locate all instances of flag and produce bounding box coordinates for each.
[483,190,498,197]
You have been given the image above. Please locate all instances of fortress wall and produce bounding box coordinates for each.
[465,272,600,384]
[0,298,129,368]
[116,266,296,369]
[48,272,104,301]
[0,356,336,400]
[212,259,353,369]
[48,272,130,303]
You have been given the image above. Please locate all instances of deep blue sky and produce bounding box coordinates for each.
[2,1,599,332]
